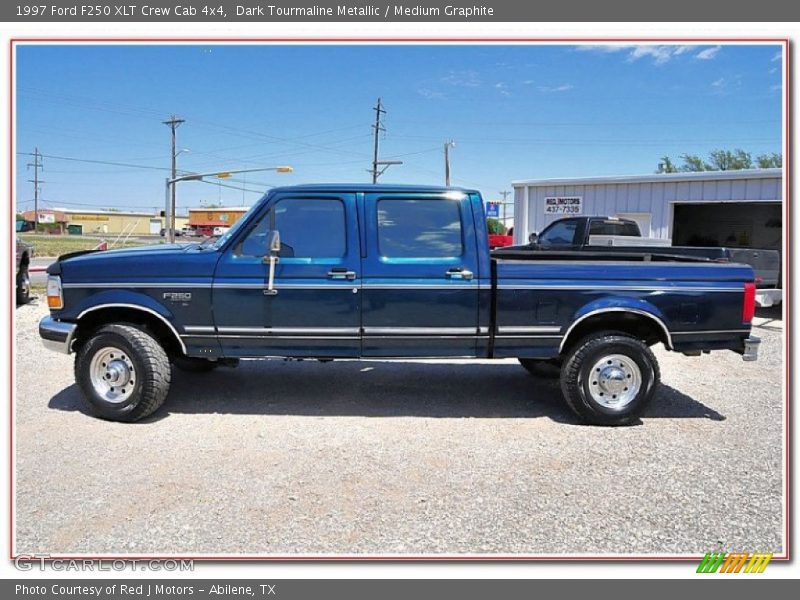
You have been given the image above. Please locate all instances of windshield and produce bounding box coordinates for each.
[209,200,264,250]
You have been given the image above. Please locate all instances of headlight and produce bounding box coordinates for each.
[46,275,63,310]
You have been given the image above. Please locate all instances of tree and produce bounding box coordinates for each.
[659,149,781,172]
[658,156,679,173]
[707,149,752,170]
[680,154,710,172]
[486,218,507,235]
[756,153,782,168]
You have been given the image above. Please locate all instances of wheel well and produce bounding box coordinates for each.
[74,307,184,358]
[560,311,669,355]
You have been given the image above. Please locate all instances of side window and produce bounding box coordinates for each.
[274,198,346,258]
[539,220,579,246]
[377,198,463,258]
[589,220,640,236]
[237,199,347,258]
[238,212,270,257]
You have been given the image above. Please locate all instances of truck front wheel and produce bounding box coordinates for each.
[560,332,660,426]
[75,324,171,422]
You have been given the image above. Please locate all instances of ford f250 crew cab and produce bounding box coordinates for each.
[39,184,760,425]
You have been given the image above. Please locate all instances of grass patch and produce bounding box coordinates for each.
[18,235,153,258]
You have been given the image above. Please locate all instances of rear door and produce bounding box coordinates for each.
[361,191,480,357]
[211,192,361,358]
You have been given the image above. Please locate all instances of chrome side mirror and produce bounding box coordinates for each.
[267,230,281,255]
[264,230,281,296]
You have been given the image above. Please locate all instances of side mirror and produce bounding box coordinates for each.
[266,230,281,255]
[528,232,539,245]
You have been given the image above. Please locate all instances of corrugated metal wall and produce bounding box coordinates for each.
[513,175,782,244]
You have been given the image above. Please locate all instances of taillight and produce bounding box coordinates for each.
[742,282,756,323]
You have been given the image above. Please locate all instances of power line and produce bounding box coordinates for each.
[16,151,171,172]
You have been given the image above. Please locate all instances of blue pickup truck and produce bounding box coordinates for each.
[39,184,760,425]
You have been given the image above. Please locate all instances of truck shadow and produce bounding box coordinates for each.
[48,360,724,424]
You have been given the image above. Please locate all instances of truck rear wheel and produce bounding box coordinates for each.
[75,324,171,422]
[518,358,562,378]
[560,332,660,426]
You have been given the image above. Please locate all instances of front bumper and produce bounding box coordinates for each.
[39,316,77,355]
[742,336,761,362]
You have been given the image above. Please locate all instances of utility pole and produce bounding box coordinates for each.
[444,140,455,186]
[27,148,43,230]
[371,99,385,184]
[499,189,511,225]
[369,98,402,183]
[163,115,185,243]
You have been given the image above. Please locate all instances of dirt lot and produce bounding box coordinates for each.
[14,299,784,556]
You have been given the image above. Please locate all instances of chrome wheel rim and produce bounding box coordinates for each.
[587,354,641,410]
[89,346,136,404]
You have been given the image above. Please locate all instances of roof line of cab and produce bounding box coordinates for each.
[266,183,479,195]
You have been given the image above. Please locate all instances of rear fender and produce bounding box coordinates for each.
[561,296,673,352]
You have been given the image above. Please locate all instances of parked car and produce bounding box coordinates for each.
[212,226,230,236]
[15,237,33,305]
[502,216,781,306]
[39,184,759,425]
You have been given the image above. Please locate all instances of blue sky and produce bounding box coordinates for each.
[15,43,783,218]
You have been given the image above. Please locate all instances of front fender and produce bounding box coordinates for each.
[63,290,177,328]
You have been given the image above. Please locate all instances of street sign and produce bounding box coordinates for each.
[486,202,500,218]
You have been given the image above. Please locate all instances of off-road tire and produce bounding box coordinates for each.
[560,332,660,426]
[16,265,30,305]
[75,324,171,422]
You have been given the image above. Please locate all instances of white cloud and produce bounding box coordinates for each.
[538,84,574,93]
[627,45,674,65]
[695,46,721,60]
[577,43,720,65]
[711,77,726,88]
[441,70,481,88]
[575,44,629,54]
[417,88,445,100]
[771,84,782,92]
[772,50,783,62]
[494,82,511,96]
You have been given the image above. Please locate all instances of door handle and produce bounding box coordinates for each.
[446,267,474,281]
[327,268,357,280]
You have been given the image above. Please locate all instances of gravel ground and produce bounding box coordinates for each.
[14,299,785,556]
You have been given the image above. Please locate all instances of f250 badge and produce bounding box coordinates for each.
[163,292,192,303]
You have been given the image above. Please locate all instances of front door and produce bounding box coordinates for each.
[211,192,361,358]
[361,191,480,357]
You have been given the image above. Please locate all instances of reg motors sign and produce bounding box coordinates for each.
[544,196,583,215]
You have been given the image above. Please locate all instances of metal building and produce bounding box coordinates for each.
[512,168,783,252]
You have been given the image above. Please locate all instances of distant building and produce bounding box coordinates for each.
[187,207,249,235]
[20,208,188,236]
[512,168,782,252]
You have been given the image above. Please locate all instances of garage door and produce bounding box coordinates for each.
[672,202,781,250]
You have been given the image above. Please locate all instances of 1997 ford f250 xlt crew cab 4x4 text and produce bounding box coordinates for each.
[39,184,760,425]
